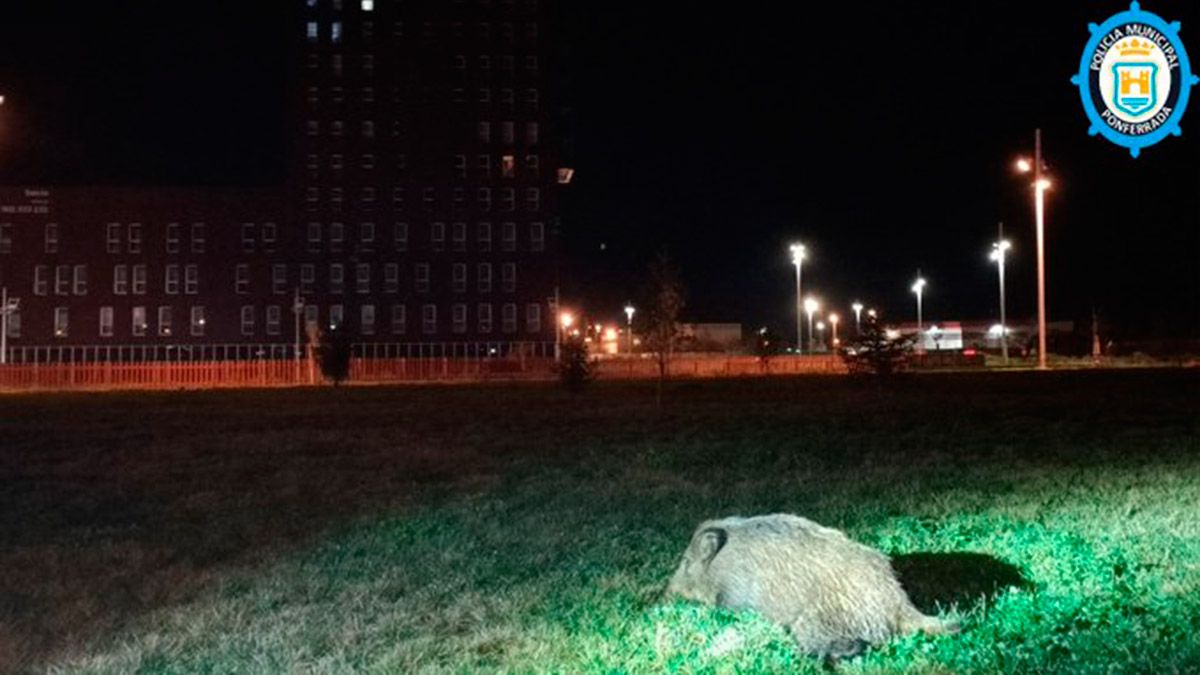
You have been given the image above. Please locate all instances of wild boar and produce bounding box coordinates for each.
[666,513,957,657]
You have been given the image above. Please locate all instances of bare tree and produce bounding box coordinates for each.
[640,253,686,409]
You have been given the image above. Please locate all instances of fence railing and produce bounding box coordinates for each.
[0,355,848,393]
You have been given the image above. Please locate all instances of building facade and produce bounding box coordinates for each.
[0,0,559,362]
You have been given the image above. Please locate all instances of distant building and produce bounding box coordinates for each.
[891,319,1075,353]
[678,323,743,352]
[0,0,560,361]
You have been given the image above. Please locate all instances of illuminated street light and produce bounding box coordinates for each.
[828,313,840,348]
[1015,128,1052,370]
[789,243,807,353]
[560,311,574,329]
[867,308,877,320]
[851,302,864,335]
[911,274,926,354]
[816,320,826,351]
[803,296,819,355]
[989,227,1013,365]
[623,303,635,354]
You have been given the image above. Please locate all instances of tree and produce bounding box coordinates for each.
[840,316,914,377]
[640,253,686,408]
[316,325,353,386]
[556,334,596,393]
[753,326,782,372]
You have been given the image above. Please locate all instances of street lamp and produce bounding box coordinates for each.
[989,227,1013,365]
[803,296,819,355]
[911,274,926,353]
[1015,128,1052,370]
[623,304,635,354]
[816,320,826,352]
[789,243,807,353]
[828,313,840,348]
[851,302,863,334]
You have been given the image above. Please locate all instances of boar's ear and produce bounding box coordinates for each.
[696,527,728,565]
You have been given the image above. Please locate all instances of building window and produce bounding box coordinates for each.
[384,263,399,293]
[526,303,542,333]
[390,304,406,334]
[421,304,436,335]
[362,120,375,138]
[266,305,282,335]
[132,306,148,337]
[44,223,59,254]
[235,264,250,294]
[100,307,114,338]
[306,21,319,43]
[112,265,128,296]
[430,222,445,251]
[165,264,181,295]
[332,54,344,77]
[166,223,181,253]
[415,263,430,293]
[272,264,287,295]
[360,153,375,170]
[361,304,376,335]
[525,188,541,212]
[452,263,467,293]
[54,307,69,337]
[477,154,491,179]
[360,186,376,206]
[3,309,18,338]
[301,264,315,294]
[361,0,374,11]
[392,186,406,208]
[132,265,147,295]
[356,263,371,294]
[526,122,539,145]
[477,303,493,333]
[501,154,515,178]
[33,265,49,296]
[500,88,514,111]
[331,21,343,44]
[359,222,376,250]
[422,187,436,210]
[525,55,539,73]
[157,306,173,337]
[501,121,515,145]
[0,223,11,254]
[501,188,516,212]
[55,265,70,296]
[502,303,517,334]
[304,304,318,329]
[531,221,545,252]
[477,187,492,210]
[240,306,255,336]
[393,222,408,251]
[106,223,121,253]
[191,223,206,253]
[452,222,467,251]
[329,264,344,295]
[525,154,540,178]
[262,222,277,251]
[502,221,517,251]
[329,304,344,329]
[452,303,467,334]
[454,154,467,178]
[307,222,322,251]
[477,262,492,293]
[526,88,539,112]
[502,263,516,293]
[331,120,345,137]
[73,265,88,296]
[478,222,492,251]
[329,222,345,251]
[185,264,199,295]
[477,121,491,144]
[190,306,206,336]
[127,223,142,254]
[242,223,256,252]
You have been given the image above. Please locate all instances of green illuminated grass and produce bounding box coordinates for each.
[3,370,1198,673]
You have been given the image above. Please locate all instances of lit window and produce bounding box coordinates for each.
[501,154,515,178]
[329,304,344,329]
[99,306,114,338]
[190,306,206,336]
[331,21,343,44]
[54,307,69,338]
[132,306,148,337]
[361,0,374,10]
[157,306,172,337]
[306,21,319,43]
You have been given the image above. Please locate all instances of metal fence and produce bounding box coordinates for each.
[0,341,556,364]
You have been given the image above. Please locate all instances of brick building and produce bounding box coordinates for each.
[0,0,560,362]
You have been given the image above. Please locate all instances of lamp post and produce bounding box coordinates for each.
[911,274,926,354]
[816,320,826,352]
[0,287,18,365]
[828,313,840,349]
[803,296,819,355]
[1015,129,1051,370]
[623,304,635,354]
[851,302,863,335]
[789,244,807,353]
[989,225,1012,365]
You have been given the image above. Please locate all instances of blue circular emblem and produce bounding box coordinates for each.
[1071,1,1199,157]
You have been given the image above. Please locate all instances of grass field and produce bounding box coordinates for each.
[2,370,1198,673]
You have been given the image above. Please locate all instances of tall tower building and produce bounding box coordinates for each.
[293,0,558,354]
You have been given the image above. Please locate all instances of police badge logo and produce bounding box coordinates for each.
[1071,2,1198,157]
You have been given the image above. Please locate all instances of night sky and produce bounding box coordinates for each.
[0,1,1197,339]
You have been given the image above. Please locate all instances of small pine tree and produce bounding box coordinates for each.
[316,326,353,386]
[840,317,914,377]
[557,334,595,393]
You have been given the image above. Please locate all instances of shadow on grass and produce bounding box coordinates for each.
[891,552,1029,613]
